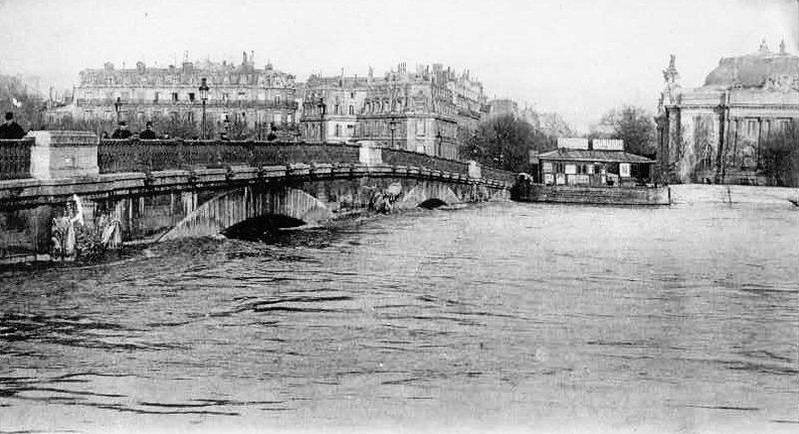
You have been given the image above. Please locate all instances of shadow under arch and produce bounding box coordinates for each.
[159,186,330,241]
[418,198,448,209]
[222,214,306,240]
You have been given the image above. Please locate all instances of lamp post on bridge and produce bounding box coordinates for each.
[199,77,209,140]
[436,131,443,158]
[317,98,326,143]
[113,97,122,124]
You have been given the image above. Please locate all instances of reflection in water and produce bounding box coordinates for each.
[1,186,798,433]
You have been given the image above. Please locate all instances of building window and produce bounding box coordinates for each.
[350,92,355,99]
[334,104,340,115]
[186,112,194,122]
[222,93,229,103]
[335,124,341,137]
[154,92,160,103]
[171,92,179,102]
[188,92,195,102]
[348,105,354,115]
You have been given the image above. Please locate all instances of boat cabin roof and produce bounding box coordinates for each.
[539,149,655,164]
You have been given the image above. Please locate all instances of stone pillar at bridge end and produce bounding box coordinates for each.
[468,160,482,179]
[27,130,99,180]
[358,140,383,166]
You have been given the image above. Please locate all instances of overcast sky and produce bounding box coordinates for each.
[1,0,797,131]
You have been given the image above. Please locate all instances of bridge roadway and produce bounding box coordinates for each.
[0,132,513,262]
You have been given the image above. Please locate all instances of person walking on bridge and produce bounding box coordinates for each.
[0,112,26,139]
[139,121,157,139]
[111,121,132,139]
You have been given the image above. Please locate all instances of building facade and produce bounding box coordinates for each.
[47,52,298,137]
[656,41,799,184]
[300,63,488,159]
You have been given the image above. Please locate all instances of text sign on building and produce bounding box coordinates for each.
[557,138,589,150]
[592,139,624,151]
[619,163,631,178]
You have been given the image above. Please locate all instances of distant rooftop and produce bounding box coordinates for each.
[703,40,799,88]
[539,149,655,164]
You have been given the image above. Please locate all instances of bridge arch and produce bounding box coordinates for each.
[159,186,330,241]
[397,182,463,209]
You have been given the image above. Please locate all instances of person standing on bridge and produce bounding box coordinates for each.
[0,112,26,139]
[138,121,157,140]
[111,121,132,139]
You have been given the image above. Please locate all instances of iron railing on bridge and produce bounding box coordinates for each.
[98,140,361,173]
[98,140,475,176]
[481,166,517,184]
[381,147,469,175]
[0,138,33,180]
[0,137,513,182]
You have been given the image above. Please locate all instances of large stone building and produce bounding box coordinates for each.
[300,63,488,159]
[657,41,799,184]
[47,52,298,136]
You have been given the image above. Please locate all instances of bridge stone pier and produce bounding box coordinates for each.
[0,132,513,263]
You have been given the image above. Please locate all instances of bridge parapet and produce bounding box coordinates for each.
[28,131,99,180]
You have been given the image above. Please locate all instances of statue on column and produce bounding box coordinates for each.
[658,55,681,114]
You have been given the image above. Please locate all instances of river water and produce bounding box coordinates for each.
[1,185,798,433]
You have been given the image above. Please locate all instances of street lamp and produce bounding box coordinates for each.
[436,131,443,157]
[114,97,122,124]
[222,115,230,140]
[317,98,326,143]
[199,77,209,139]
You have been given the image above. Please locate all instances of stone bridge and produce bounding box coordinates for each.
[0,131,513,263]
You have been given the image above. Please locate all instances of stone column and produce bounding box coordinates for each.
[732,118,740,166]
[756,118,763,169]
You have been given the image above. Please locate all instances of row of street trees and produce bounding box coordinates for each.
[760,123,799,186]
[459,114,554,173]
[589,106,657,158]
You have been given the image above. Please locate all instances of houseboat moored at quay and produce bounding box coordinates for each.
[512,138,671,206]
